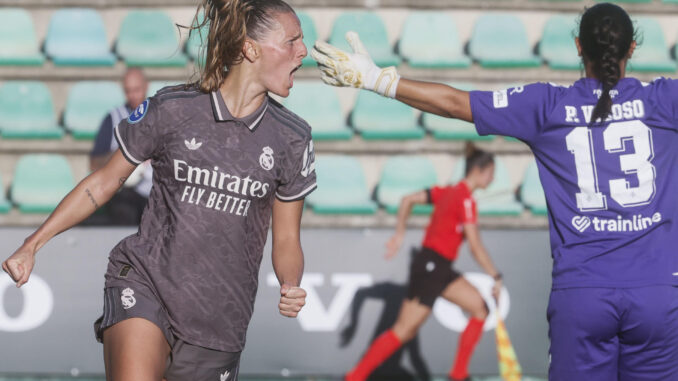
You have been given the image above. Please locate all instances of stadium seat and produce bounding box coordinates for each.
[422,83,493,140]
[45,8,116,66]
[329,11,400,67]
[0,82,63,139]
[306,156,377,214]
[185,13,207,65]
[540,15,581,70]
[629,18,675,72]
[399,12,470,68]
[451,157,523,216]
[0,173,10,214]
[64,82,125,140]
[351,91,424,140]
[116,10,188,67]
[469,14,541,68]
[520,160,547,215]
[0,8,45,66]
[147,81,182,97]
[284,82,352,140]
[298,11,318,68]
[10,154,75,213]
[376,156,437,214]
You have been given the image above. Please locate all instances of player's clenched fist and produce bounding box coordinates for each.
[311,31,400,98]
[279,284,306,318]
[2,245,36,288]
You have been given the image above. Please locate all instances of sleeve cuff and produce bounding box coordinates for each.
[275,183,317,202]
[114,125,142,165]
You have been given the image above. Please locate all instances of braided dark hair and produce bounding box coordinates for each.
[579,3,636,125]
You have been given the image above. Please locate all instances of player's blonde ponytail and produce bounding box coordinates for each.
[188,0,295,93]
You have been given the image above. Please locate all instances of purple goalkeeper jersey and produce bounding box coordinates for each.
[470,77,678,288]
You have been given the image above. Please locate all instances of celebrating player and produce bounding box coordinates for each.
[2,0,314,380]
[346,143,502,381]
[313,3,678,380]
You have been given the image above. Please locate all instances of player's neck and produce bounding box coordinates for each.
[462,178,477,192]
[219,66,268,119]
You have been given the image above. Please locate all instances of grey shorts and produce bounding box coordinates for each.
[94,261,241,381]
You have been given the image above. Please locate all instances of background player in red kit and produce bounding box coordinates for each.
[2,0,315,380]
[346,143,503,381]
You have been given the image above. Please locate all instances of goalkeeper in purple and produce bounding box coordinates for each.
[312,3,678,380]
[3,1,315,380]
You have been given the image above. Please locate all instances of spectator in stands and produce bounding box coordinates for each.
[3,1,313,380]
[313,3,678,380]
[90,68,151,226]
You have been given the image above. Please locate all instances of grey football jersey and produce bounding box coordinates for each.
[106,85,316,352]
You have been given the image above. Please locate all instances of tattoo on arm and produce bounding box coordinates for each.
[85,188,100,209]
[118,177,127,187]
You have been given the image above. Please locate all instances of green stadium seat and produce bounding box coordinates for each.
[376,156,437,214]
[329,11,400,67]
[10,154,75,213]
[0,173,10,214]
[0,8,45,66]
[469,14,541,68]
[147,81,182,97]
[116,10,188,67]
[540,15,581,70]
[0,82,63,139]
[45,8,116,66]
[64,81,125,140]
[451,157,523,216]
[284,82,352,140]
[521,160,547,215]
[185,12,207,66]
[306,156,377,214]
[351,91,424,140]
[630,18,675,73]
[422,83,493,140]
[399,12,470,68]
[298,11,318,68]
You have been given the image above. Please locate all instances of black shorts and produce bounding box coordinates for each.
[93,260,240,381]
[407,247,462,308]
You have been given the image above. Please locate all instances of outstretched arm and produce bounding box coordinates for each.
[311,32,473,122]
[2,150,136,287]
[385,190,428,259]
[272,199,307,318]
[464,224,503,301]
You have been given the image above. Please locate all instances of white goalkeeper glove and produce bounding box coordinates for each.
[311,31,401,99]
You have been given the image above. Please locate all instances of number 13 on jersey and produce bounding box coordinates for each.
[566,120,656,212]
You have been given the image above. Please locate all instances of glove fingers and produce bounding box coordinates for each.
[310,47,334,69]
[346,31,368,55]
[314,40,349,61]
[320,73,341,87]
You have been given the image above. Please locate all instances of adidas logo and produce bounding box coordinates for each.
[185,138,203,150]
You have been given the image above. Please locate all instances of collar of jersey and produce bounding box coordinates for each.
[574,77,642,92]
[210,90,269,132]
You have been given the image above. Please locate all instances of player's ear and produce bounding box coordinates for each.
[574,37,583,57]
[627,40,637,59]
[242,39,260,62]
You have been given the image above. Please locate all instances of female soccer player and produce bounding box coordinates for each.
[313,3,678,380]
[2,0,315,379]
[346,143,502,381]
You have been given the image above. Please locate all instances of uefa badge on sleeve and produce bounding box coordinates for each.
[128,99,150,124]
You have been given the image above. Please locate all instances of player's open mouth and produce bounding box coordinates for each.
[289,64,302,86]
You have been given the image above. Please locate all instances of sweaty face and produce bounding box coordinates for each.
[255,12,307,97]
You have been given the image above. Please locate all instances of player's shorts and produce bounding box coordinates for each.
[547,286,678,381]
[407,247,461,308]
[93,260,240,381]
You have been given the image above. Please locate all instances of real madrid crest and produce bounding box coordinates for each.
[121,287,137,310]
[259,146,274,171]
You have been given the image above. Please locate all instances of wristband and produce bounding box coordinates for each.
[493,272,503,281]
